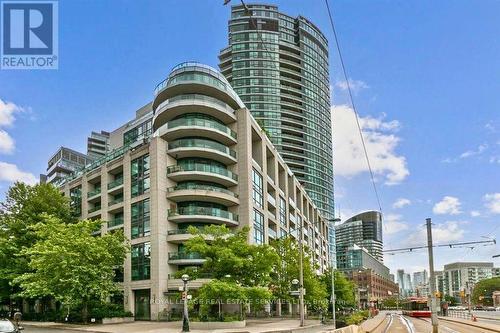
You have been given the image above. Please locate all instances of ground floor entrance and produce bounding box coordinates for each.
[134,289,151,320]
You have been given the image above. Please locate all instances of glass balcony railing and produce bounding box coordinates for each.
[108,197,124,206]
[168,252,204,260]
[88,206,101,214]
[168,206,238,222]
[107,178,123,190]
[108,217,124,228]
[167,163,238,181]
[167,117,236,139]
[168,138,236,159]
[167,183,238,198]
[87,188,101,198]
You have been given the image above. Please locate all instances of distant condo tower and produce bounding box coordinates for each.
[219,3,335,219]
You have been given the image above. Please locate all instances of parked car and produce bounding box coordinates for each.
[485,306,496,311]
[0,320,23,333]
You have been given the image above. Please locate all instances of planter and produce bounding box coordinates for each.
[102,317,134,324]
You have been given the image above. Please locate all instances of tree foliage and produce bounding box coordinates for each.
[13,216,128,321]
[321,270,356,310]
[182,225,278,286]
[472,277,500,306]
[0,182,75,303]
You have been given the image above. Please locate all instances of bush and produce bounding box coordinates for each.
[89,303,132,320]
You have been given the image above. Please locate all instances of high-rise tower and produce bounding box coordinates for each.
[219,3,334,218]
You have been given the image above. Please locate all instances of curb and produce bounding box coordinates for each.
[438,316,500,333]
[362,315,387,333]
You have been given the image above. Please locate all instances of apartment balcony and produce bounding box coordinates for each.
[87,188,101,202]
[167,164,237,187]
[153,62,244,112]
[166,184,238,206]
[107,217,124,229]
[107,178,124,195]
[168,206,238,227]
[156,117,237,146]
[168,252,205,265]
[167,273,213,290]
[88,205,101,216]
[267,195,276,207]
[168,138,237,165]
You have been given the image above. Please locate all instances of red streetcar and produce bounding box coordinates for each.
[401,297,431,317]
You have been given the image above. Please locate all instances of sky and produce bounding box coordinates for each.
[0,0,499,276]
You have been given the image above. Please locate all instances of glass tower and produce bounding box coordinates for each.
[219,3,334,218]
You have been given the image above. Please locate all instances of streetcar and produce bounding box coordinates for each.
[401,297,431,317]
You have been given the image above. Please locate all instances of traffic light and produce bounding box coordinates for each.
[460,290,465,298]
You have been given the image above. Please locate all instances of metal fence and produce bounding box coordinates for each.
[446,310,472,320]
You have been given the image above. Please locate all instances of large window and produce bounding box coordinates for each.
[252,168,263,208]
[123,120,152,145]
[279,196,287,227]
[131,154,150,197]
[70,186,82,217]
[253,209,264,244]
[131,199,150,239]
[131,242,151,281]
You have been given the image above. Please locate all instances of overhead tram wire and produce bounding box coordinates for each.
[324,0,382,213]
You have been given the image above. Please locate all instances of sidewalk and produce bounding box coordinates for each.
[438,316,500,333]
[22,319,326,333]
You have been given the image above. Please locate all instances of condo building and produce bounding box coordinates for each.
[443,262,498,298]
[219,4,335,219]
[49,62,331,320]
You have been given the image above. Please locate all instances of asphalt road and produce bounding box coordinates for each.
[23,328,78,333]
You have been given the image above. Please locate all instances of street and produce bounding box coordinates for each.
[23,329,77,333]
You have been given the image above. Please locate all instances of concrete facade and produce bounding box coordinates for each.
[52,62,331,320]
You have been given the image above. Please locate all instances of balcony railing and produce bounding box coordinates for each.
[87,188,101,198]
[88,206,101,214]
[168,252,204,260]
[167,183,237,197]
[108,197,124,206]
[167,117,236,139]
[167,163,238,181]
[107,178,123,190]
[108,217,124,228]
[168,206,238,222]
[168,138,236,159]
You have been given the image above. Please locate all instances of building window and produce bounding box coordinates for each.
[131,154,150,197]
[124,120,152,145]
[70,186,82,217]
[279,196,286,227]
[131,242,151,281]
[253,209,264,244]
[252,168,263,208]
[131,198,150,239]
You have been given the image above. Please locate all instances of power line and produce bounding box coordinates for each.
[383,239,496,254]
[324,0,382,213]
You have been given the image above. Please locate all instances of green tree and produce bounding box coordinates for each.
[182,225,278,286]
[197,279,246,319]
[13,216,128,322]
[472,277,500,306]
[444,295,458,306]
[0,182,74,307]
[270,237,329,313]
[321,270,356,311]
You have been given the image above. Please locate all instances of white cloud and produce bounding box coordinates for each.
[470,210,481,217]
[393,198,411,209]
[0,98,23,127]
[334,79,369,94]
[0,130,14,154]
[406,221,465,247]
[484,193,500,214]
[332,105,409,185]
[433,196,462,215]
[0,161,36,185]
[459,144,488,159]
[384,214,409,235]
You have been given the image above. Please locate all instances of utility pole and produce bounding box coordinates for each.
[298,220,305,327]
[328,218,340,329]
[426,218,439,333]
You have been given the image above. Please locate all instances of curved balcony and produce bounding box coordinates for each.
[167,164,238,187]
[153,62,245,112]
[166,183,239,206]
[166,228,216,244]
[156,116,237,146]
[168,206,238,226]
[168,252,205,265]
[153,94,236,130]
[168,138,237,165]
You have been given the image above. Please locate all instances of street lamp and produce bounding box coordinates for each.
[328,217,341,329]
[181,274,190,332]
